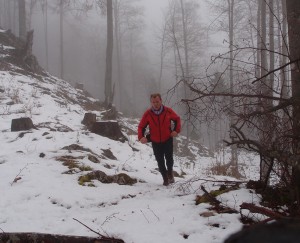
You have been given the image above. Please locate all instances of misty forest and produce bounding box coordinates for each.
[1,0,300,241]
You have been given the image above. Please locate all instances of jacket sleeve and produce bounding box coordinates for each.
[138,111,149,140]
[169,108,181,133]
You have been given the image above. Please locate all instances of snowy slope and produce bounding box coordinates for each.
[0,29,261,243]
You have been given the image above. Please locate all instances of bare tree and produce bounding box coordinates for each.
[161,0,206,145]
[177,0,300,211]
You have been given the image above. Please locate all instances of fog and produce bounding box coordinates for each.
[1,0,231,149]
[28,1,226,112]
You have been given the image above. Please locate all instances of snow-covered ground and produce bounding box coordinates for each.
[0,39,261,243]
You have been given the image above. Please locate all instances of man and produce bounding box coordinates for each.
[138,93,181,186]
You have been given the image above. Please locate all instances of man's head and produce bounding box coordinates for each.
[150,93,162,110]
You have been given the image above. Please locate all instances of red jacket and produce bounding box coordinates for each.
[138,106,181,143]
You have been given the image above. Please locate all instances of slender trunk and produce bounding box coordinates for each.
[260,0,273,184]
[256,0,261,78]
[180,0,190,144]
[13,0,17,35]
[7,0,11,30]
[158,21,168,93]
[104,0,114,107]
[0,1,2,27]
[269,0,274,92]
[18,0,26,41]
[113,0,122,110]
[129,33,136,115]
[228,0,238,166]
[60,0,64,79]
[280,0,289,100]
[45,0,49,71]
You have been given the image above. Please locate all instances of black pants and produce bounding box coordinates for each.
[152,138,173,176]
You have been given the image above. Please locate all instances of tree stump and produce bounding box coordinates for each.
[82,113,96,128]
[11,117,35,131]
[75,83,84,90]
[91,121,126,142]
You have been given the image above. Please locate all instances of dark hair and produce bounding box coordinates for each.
[150,93,161,100]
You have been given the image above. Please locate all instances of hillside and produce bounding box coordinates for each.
[0,29,261,243]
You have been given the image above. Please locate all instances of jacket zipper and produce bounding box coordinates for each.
[158,114,162,142]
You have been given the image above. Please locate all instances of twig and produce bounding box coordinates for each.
[10,164,28,186]
[140,210,150,223]
[147,205,160,221]
[101,213,121,226]
[73,218,125,243]
[73,218,105,238]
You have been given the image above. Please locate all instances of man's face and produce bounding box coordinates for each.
[151,96,162,110]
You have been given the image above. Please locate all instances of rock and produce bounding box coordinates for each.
[79,170,137,186]
[11,117,35,131]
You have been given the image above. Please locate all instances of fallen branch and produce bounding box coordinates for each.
[0,232,106,243]
[73,218,124,243]
[195,178,247,184]
[240,203,285,219]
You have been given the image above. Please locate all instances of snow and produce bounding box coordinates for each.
[0,53,261,242]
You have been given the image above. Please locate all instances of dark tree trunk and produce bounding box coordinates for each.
[286,0,300,158]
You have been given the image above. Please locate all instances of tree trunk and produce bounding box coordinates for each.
[104,0,114,108]
[113,0,122,110]
[13,0,18,35]
[256,0,261,79]
[259,0,273,183]
[280,0,289,100]
[286,0,300,159]
[180,0,190,145]
[228,0,238,166]
[60,0,64,79]
[269,0,275,91]
[158,19,168,93]
[43,0,49,71]
[7,0,11,30]
[18,0,26,41]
